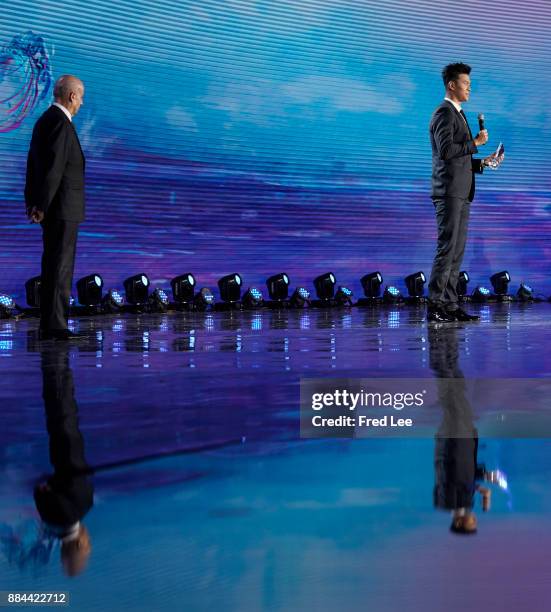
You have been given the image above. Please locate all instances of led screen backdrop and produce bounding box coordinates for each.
[1,0,550,300]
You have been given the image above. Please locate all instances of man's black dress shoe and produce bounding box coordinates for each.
[448,308,480,322]
[39,329,86,341]
[427,308,455,323]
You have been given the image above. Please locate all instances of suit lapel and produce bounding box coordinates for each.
[460,111,473,140]
[50,105,85,167]
[69,121,85,167]
[444,101,472,140]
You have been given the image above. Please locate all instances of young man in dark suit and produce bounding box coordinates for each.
[25,75,86,340]
[427,63,503,323]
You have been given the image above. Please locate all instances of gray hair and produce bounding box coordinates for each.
[53,75,83,101]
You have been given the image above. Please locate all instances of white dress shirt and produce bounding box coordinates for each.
[52,102,72,122]
[443,97,469,129]
[444,96,462,113]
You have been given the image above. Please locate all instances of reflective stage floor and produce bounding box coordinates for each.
[1,303,551,611]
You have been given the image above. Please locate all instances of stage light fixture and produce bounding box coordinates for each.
[383,285,402,303]
[0,295,17,319]
[266,273,290,301]
[218,273,242,303]
[457,271,469,297]
[123,273,150,305]
[193,287,215,311]
[335,286,354,306]
[242,287,264,309]
[76,274,103,306]
[101,289,124,313]
[471,286,491,302]
[361,272,383,298]
[516,283,534,302]
[405,271,426,298]
[490,271,510,295]
[171,273,196,303]
[0,295,15,309]
[149,288,169,312]
[313,272,336,300]
[290,287,311,308]
[25,276,41,307]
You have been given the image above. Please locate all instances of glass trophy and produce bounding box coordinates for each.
[488,142,505,169]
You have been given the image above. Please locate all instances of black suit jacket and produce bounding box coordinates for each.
[25,105,85,223]
[430,101,483,202]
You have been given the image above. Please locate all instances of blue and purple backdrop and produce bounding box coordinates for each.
[1,0,550,301]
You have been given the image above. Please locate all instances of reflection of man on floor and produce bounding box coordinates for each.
[33,344,93,575]
[434,433,491,534]
[429,326,493,535]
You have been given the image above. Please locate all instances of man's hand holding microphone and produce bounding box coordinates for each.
[474,129,489,147]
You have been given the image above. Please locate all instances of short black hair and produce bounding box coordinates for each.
[442,63,471,88]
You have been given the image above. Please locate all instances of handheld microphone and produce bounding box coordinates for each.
[478,113,485,131]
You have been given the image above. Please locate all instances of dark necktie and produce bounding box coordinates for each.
[459,109,473,139]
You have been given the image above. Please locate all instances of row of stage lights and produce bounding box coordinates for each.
[0,269,540,319]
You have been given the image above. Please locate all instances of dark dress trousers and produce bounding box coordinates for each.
[25,105,85,331]
[428,101,483,310]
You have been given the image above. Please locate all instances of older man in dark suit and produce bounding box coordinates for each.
[427,63,503,323]
[25,75,86,340]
